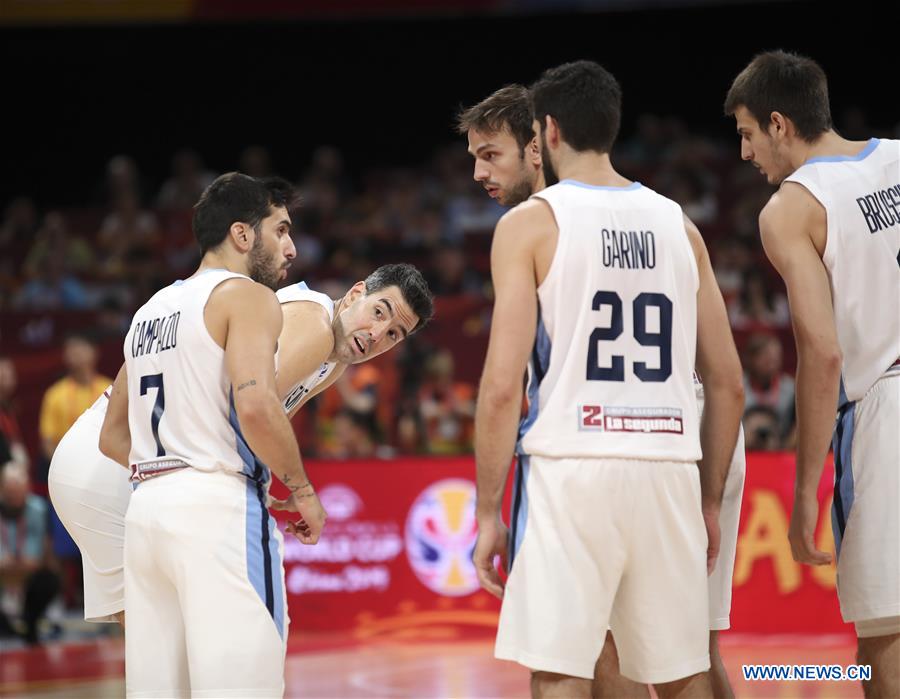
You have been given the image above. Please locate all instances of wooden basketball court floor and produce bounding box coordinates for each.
[1,631,862,698]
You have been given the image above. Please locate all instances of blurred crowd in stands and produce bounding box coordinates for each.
[3,109,897,469]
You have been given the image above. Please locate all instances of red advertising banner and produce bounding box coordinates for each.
[271,453,851,639]
[730,452,850,635]
[271,457,500,641]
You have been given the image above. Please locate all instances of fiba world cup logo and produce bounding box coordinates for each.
[404,479,480,596]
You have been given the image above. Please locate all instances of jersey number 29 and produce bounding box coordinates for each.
[586,290,672,382]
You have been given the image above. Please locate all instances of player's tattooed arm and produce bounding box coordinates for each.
[282,472,316,497]
[237,379,257,391]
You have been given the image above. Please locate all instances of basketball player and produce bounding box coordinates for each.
[725,50,899,697]
[472,61,744,699]
[460,84,745,698]
[99,172,308,697]
[457,84,544,207]
[95,173,429,697]
[48,259,431,630]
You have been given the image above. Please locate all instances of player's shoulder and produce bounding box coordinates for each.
[680,213,707,263]
[280,304,334,363]
[281,293,332,334]
[496,196,557,238]
[761,182,823,232]
[276,282,334,315]
[871,137,900,154]
[213,276,276,304]
[209,277,281,325]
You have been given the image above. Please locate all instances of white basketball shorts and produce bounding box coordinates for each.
[832,370,900,629]
[496,455,710,685]
[124,467,288,698]
[48,405,132,623]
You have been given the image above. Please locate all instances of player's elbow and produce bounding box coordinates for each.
[797,334,842,376]
[728,376,745,412]
[822,345,843,372]
[478,376,521,410]
[98,430,114,461]
[704,371,745,412]
[817,347,844,383]
[234,392,280,434]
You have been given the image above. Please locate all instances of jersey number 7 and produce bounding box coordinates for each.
[140,373,166,457]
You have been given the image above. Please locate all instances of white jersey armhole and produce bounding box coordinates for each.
[532,195,564,296]
[198,275,253,358]
[784,174,833,269]
[679,205,700,294]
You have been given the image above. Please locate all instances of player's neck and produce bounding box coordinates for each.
[326,296,349,365]
[532,168,546,195]
[555,152,631,188]
[195,249,250,279]
[790,130,872,169]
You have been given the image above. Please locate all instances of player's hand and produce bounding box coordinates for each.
[473,514,509,600]
[271,488,328,545]
[268,495,312,540]
[788,492,832,566]
[703,506,721,576]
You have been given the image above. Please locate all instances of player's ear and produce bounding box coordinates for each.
[768,111,789,139]
[229,222,252,253]
[528,136,541,167]
[545,115,560,147]
[348,280,366,303]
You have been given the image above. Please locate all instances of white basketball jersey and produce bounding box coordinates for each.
[125,269,272,482]
[275,281,337,413]
[784,138,900,401]
[87,386,112,414]
[519,180,701,462]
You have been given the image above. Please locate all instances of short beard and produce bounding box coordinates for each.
[247,230,281,291]
[501,174,536,207]
[540,130,559,186]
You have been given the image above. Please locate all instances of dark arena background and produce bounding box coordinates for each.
[1,0,896,697]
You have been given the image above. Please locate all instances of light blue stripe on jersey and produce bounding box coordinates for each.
[804,138,879,165]
[831,401,856,557]
[516,309,552,454]
[838,376,850,411]
[228,389,270,482]
[509,455,531,567]
[560,179,643,191]
[245,479,286,640]
[295,281,309,290]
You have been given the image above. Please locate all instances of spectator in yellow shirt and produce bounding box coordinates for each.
[39,334,112,461]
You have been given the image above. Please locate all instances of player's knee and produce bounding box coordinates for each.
[531,671,591,699]
[856,618,900,644]
[654,671,712,699]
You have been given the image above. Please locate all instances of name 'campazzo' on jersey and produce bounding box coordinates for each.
[601,229,656,269]
[131,311,181,358]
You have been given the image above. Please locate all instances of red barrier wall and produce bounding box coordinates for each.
[272,453,850,639]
